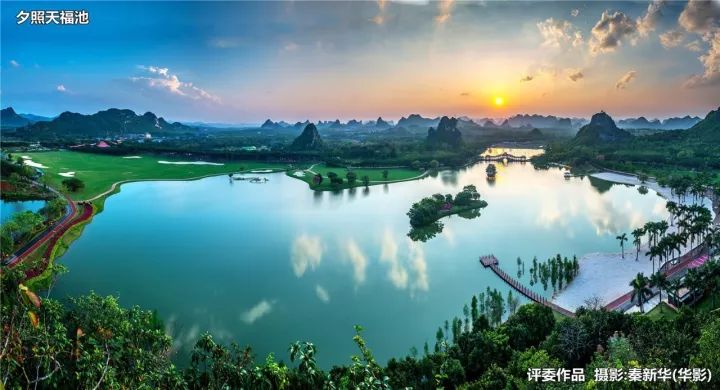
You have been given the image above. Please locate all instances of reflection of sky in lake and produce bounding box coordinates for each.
[54,151,668,367]
[1,200,46,223]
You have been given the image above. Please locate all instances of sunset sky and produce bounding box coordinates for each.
[1,1,719,123]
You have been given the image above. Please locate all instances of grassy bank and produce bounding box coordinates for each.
[23,151,293,200]
[25,206,95,290]
[289,163,424,190]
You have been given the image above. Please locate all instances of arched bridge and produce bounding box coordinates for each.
[480,152,528,162]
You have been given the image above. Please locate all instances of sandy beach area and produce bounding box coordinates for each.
[552,172,715,312]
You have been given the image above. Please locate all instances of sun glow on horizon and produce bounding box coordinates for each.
[494,96,505,107]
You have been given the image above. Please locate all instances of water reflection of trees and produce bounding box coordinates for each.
[407,211,482,242]
[407,222,444,242]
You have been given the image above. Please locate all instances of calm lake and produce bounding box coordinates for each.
[53,149,669,367]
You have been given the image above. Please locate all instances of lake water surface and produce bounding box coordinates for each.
[53,149,669,367]
[1,200,46,223]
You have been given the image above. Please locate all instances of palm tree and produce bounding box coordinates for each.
[650,271,668,302]
[646,247,659,274]
[632,228,644,261]
[667,278,683,307]
[683,268,704,303]
[617,233,628,259]
[666,201,678,226]
[630,273,652,313]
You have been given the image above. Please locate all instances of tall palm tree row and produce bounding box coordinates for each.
[629,273,652,313]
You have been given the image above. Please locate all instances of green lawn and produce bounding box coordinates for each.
[694,291,720,313]
[645,301,679,320]
[289,163,424,190]
[23,151,293,200]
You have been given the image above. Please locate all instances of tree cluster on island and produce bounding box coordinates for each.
[407,185,487,228]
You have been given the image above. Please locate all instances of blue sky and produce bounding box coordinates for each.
[1,1,719,122]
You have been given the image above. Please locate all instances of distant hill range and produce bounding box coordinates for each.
[0,107,53,128]
[290,123,323,150]
[617,115,701,130]
[9,108,196,138]
[1,107,32,128]
[397,114,440,128]
[427,116,462,148]
[573,111,633,145]
[502,114,573,129]
[684,106,719,143]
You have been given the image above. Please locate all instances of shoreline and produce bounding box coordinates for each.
[552,170,716,312]
[83,167,286,202]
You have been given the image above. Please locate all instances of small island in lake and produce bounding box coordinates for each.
[486,163,497,180]
[407,184,488,228]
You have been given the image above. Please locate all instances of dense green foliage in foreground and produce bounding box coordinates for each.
[4,263,720,389]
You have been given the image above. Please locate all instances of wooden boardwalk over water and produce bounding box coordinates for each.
[480,255,575,318]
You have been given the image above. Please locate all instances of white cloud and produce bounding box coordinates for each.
[56,84,67,92]
[345,239,368,284]
[679,0,720,34]
[637,0,666,38]
[571,9,579,17]
[685,39,703,52]
[10,60,20,68]
[659,29,685,48]
[407,240,428,294]
[590,2,666,54]
[291,234,323,277]
[315,285,330,303]
[131,65,221,103]
[615,70,637,89]
[572,31,584,47]
[684,31,720,88]
[589,11,638,53]
[379,230,409,289]
[241,300,273,324]
[537,18,577,48]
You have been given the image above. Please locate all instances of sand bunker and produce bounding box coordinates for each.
[123,156,142,159]
[250,169,274,173]
[58,172,76,177]
[158,160,224,166]
[292,171,305,177]
[22,159,49,169]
